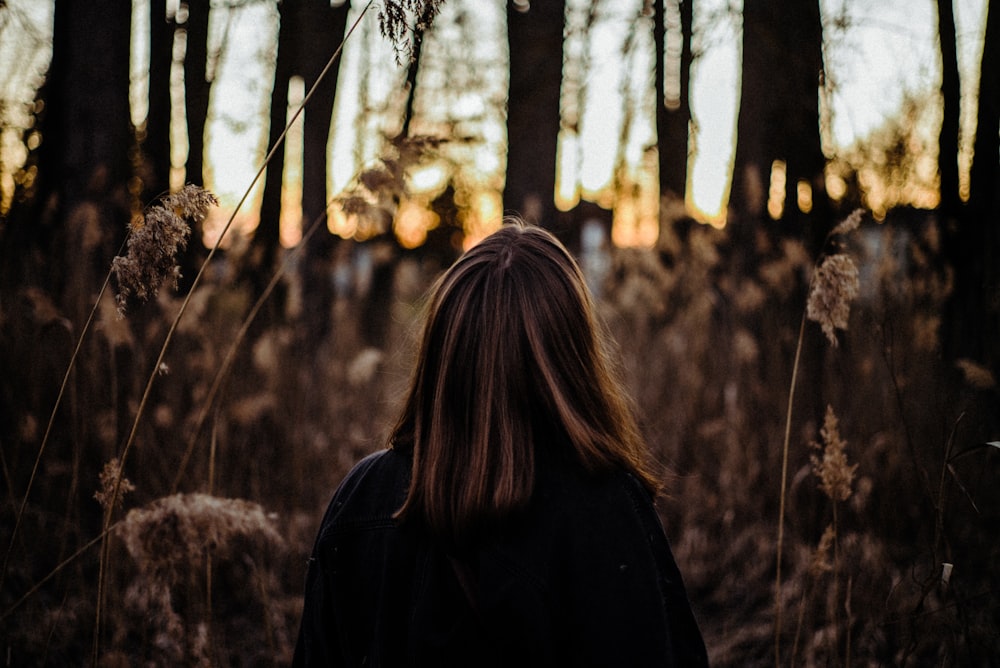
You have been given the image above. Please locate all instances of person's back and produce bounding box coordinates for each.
[293,222,708,666]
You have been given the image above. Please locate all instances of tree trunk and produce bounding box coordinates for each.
[937,0,961,221]
[655,0,693,212]
[730,0,829,260]
[246,0,350,343]
[142,0,175,205]
[968,0,1000,221]
[298,0,350,344]
[400,2,437,138]
[174,0,212,291]
[7,0,133,564]
[298,0,348,246]
[782,0,829,253]
[183,0,211,188]
[729,0,829,460]
[33,0,133,319]
[729,0,771,242]
[37,1,133,208]
[947,0,1000,367]
[504,0,565,229]
[252,0,295,291]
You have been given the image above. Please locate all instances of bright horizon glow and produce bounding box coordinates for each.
[0,0,991,245]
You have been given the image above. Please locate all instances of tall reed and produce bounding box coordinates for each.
[774,209,861,666]
[88,6,375,661]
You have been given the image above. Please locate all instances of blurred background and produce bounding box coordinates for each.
[1,0,998,665]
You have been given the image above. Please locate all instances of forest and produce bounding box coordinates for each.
[0,0,998,665]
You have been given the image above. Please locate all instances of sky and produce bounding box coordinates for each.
[0,0,990,245]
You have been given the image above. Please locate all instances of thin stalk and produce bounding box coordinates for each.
[205,411,217,657]
[844,575,853,668]
[209,409,219,495]
[206,550,213,650]
[831,502,841,664]
[791,581,810,665]
[170,206,329,493]
[1,522,118,622]
[92,522,112,667]
[775,311,807,667]
[934,416,962,563]
[251,556,277,659]
[773,219,855,666]
[91,4,374,659]
[41,586,71,665]
[0,440,15,509]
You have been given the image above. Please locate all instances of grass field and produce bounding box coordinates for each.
[1,204,997,666]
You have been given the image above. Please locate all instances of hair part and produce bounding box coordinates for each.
[391,220,658,544]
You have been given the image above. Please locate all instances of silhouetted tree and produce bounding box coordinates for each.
[968,0,999,224]
[947,0,1000,369]
[0,0,133,589]
[31,0,133,320]
[356,5,438,350]
[729,0,829,261]
[399,2,438,137]
[654,0,693,212]
[937,0,961,221]
[251,0,296,297]
[504,0,565,229]
[172,0,212,291]
[250,0,350,341]
[182,0,211,188]
[728,0,830,456]
[142,0,175,205]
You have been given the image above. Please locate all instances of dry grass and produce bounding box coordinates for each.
[1,205,997,666]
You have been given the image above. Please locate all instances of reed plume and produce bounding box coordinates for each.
[806,254,860,347]
[112,184,217,316]
[810,405,858,503]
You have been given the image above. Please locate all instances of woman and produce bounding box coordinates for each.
[293,222,707,667]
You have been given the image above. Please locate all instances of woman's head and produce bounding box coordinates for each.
[393,220,656,542]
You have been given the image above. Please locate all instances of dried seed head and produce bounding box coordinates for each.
[94,458,135,511]
[118,494,283,665]
[112,184,217,316]
[955,358,997,390]
[119,493,283,585]
[810,524,836,577]
[807,253,860,346]
[831,208,864,236]
[810,405,858,502]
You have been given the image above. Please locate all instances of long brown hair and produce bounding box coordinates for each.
[392,221,657,543]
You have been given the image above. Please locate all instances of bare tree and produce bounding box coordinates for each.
[504,0,566,229]
[654,0,693,211]
[729,0,829,261]
[252,0,297,296]
[142,0,175,205]
[250,0,351,342]
[32,0,133,320]
[968,0,999,221]
[399,2,439,137]
[1,0,134,595]
[728,0,830,518]
[946,0,1000,367]
[937,0,961,221]
[182,0,211,189]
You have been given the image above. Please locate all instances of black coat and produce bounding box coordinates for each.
[293,448,708,667]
